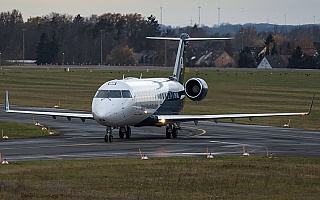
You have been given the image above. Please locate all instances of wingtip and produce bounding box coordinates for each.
[307,93,315,115]
[5,90,9,112]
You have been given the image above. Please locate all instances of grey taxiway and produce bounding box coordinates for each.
[1,105,320,161]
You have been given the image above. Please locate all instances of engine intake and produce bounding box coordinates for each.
[185,78,208,101]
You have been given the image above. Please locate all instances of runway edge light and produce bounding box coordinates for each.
[139,148,149,160]
[242,146,249,156]
[206,147,214,159]
[2,129,8,140]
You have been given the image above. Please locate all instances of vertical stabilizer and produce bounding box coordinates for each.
[146,33,190,84]
[146,33,232,83]
[171,33,189,83]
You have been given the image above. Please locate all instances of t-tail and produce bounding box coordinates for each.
[146,33,233,84]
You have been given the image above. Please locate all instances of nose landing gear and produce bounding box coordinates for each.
[105,126,113,142]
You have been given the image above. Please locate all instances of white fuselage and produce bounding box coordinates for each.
[92,77,185,127]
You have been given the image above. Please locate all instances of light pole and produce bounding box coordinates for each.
[100,29,104,65]
[22,29,26,65]
[0,52,2,66]
[62,52,65,65]
[239,31,244,50]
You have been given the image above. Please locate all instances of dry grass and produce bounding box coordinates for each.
[0,157,320,199]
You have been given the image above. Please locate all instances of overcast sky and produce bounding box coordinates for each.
[1,0,320,26]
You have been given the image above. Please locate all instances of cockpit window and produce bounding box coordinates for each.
[95,90,132,98]
[122,90,132,98]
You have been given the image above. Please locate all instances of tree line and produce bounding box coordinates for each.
[0,9,319,68]
[0,10,161,65]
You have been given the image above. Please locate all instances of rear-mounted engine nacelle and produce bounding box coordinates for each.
[185,78,208,101]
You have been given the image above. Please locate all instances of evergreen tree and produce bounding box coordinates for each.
[49,31,60,63]
[36,32,60,64]
[36,33,50,64]
[288,46,303,68]
[238,46,256,68]
[265,34,277,55]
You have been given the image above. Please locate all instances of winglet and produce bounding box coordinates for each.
[5,90,9,112]
[307,93,315,115]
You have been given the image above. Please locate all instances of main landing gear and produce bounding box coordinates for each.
[165,123,179,139]
[119,125,131,139]
[105,125,132,143]
[104,124,179,142]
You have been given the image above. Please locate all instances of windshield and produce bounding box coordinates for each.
[95,90,132,98]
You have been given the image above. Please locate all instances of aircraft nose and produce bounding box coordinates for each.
[92,98,126,126]
[92,99,111,118]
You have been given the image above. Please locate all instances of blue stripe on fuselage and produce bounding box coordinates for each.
[134,92,185,127]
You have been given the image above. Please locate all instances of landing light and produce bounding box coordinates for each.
[144,110,148,114]
[159,118,166,123]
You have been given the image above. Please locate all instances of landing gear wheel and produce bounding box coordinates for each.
[172,128,178,138]
[104,135,108,143]
[166,127,171,139]
[119,126,125,139]
[105,126,113,143]
[109,135,113,142]
[126,126,131,138]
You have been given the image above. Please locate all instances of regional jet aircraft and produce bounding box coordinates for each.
[5,33,314,142]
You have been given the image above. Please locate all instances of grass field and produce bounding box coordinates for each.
[1,67,320,199]
[0,67,319,131]
[0,121,60,139]
[0,157,320,199]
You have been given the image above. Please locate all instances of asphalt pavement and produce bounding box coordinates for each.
[1,105,320,161]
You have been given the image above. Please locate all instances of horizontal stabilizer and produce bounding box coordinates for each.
[146,37,181,41]
[186,37,233,41]
[146,37,233,41]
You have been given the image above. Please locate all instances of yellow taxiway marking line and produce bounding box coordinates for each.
[181,126,206,136]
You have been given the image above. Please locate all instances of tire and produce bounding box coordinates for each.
[104,135,108,143]
[172,128,178,138]
[119,129,124,139]
[166,128,171,139]
[126,127,131,138]
[109,135,113,142]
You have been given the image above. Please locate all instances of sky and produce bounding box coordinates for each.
[1,0,320,26]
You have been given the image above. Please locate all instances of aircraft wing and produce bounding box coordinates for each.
[155,95,314,124]
[4,91,93,121]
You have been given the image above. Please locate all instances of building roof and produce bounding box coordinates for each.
[257,55,287,69]
[302,49,318,57]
